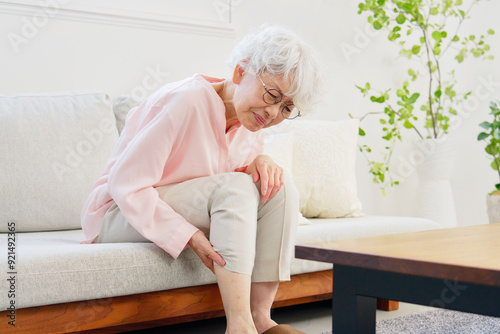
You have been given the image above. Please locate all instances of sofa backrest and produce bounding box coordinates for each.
[0,91,119,232]
[0,91,363,232]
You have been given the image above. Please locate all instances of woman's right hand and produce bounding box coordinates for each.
[188,230,226,273]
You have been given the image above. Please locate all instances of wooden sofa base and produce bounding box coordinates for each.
[0,270,398,333]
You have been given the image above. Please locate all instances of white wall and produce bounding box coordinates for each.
[1,0,499,226]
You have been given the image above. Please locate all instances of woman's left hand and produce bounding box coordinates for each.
[235,154,284,203]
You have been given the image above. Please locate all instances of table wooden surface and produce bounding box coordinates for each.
[296,224,500,287]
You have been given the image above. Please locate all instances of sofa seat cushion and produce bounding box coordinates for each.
[0,216,441,309]
[1,229,216,309]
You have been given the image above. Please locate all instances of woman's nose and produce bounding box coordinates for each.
[264,103,280,119]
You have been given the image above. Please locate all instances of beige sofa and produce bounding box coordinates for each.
[0,91,441,333]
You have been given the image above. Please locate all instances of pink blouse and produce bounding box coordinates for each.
[81,75,264,258]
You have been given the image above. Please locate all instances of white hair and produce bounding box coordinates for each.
[227,24,322,113]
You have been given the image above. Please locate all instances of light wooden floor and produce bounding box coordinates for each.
[125,300,434,334]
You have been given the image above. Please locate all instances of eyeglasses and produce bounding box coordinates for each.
[257,75,301,120]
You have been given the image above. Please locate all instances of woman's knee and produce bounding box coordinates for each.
[224,172,261,199]
[270,173,299,206]
[228,172,257,187]
[209,172,260,211]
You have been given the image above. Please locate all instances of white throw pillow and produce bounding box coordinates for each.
[0,91,118,231]
[263,130,294,174]
[266,119,363,219]
[264,129,311,225]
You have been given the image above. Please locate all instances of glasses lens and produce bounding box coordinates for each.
[263,89,282,104]
[282,104,300,119]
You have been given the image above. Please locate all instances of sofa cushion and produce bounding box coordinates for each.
[263,131,311,225]
[0,216,441,309]
[0,91,119,232]
[265,119,363,218]
[263,131,294,173]
[3,229,216,309]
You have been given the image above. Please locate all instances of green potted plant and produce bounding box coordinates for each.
[353,0,495,191]
[478,101,500,223]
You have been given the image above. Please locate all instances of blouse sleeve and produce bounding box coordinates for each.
[107,105,198,259]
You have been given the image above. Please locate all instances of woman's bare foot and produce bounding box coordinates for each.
[226,315,258,334]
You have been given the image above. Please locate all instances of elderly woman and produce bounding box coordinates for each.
[81,25,320,334]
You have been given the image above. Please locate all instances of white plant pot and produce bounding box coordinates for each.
[413,137,458,228]
[487,193,500,224]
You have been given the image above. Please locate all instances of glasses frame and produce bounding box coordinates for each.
[257,75,301,120]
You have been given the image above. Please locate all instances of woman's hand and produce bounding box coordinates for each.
[188,230,226,274]
[236,154,284,203]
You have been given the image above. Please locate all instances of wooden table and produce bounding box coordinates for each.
[295,224,500,333]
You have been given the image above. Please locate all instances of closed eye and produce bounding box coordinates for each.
[268,89,284,102]
[282,104,293,113]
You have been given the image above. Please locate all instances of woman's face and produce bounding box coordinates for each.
[232,70,293,132]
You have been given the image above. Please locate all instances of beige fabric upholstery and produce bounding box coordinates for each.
[0,91,118,231]
[0,216,441,309]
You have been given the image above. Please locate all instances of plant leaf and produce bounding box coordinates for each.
[408,93,420,104]
[491,159,499,171]
[396,13,406,24]
[479,121,491,130]
[432,30,442,42]
[477,132,489,141]
[486,143,500,155]
[403,120,413,129]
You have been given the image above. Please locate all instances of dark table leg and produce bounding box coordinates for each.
[331,264,500,333]
[333,265,377,333]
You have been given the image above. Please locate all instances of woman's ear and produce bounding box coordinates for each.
[232,60,248,84]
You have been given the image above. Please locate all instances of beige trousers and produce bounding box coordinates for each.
[95,172,299,282]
